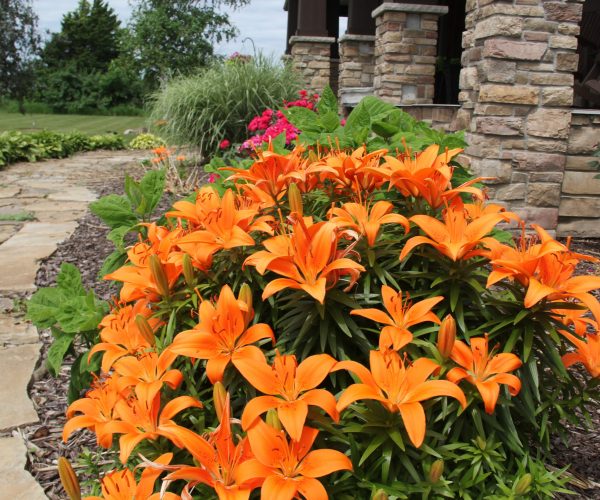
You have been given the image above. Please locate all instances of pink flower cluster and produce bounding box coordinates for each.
[241,90,318,150]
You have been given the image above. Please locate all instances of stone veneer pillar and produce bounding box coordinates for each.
[458,0,583,230]
[289,36,335,94]
[338,34,376,107]
[372,2,449,105]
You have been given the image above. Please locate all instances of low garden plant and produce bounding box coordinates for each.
[28,92,600,499]
[0,130,125,167]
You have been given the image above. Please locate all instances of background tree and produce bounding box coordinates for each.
[121,0,250,92]
[37,0,142,114]
[41,0,120,73]
[0,0,40,112]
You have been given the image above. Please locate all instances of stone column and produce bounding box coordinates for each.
[289,36,336,94]
[339,34,376,107]
[458,0,583,231]
[372,2,449,105]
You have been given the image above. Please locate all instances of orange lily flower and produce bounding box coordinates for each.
[244,218,365,304]
[224,146,320,205]
[447,335,522,414]
[106,391,202,463]
[89,301,160,372]
[485,224,567,287]
[328,200,409,247]
[560,330,600,378]
[315,146,388,197]
[551,302,598,336]
[168,285,275,383]
[399,203,506,262]
[63,374,125,448]
[113,349,183,402]
[235,351,338,441]
[164,394,260,499]
[335,349,466,447]
[176,189,274,267]
[235,420,352,500]
[85,454,178,500]
[166,185,224,227]
[487,228,600,321]
[351,285,444,351]
[375,145,484,209]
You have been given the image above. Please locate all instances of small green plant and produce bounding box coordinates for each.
[0,130,125,167]
[129,133,166,150]
[0,211,35,221]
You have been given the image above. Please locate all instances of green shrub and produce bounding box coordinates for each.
[0,130,125,167]
[129,132,165,150]
[149,54,302,157]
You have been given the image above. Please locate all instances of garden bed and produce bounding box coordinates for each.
[22,189,600,498]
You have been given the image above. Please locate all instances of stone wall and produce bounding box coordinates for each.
[339,35,376,90]
[459,0,583,230]
[372,3,448,105]
[289,36,335,94]
[401,105,460,131]
[558,111,600,237]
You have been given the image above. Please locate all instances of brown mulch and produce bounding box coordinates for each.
[22,190,600,497]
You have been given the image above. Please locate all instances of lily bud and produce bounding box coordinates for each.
[514,473,532,495]
[58,457,81,500]
[428,459,444,483]
[149,254,170,298]
[372,489,388,500]
[476,436,487,451]
[135,314,156,346]
[288,182,303,217]
[182,253,195,287]
[213,381,227,421]
[266,409,282,431]
[238,283,254,326]
[437,315,456,359]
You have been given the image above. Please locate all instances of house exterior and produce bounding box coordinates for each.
[283,0,600,237]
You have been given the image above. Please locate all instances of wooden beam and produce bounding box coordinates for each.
[297,0,328,36]
[347,0,380,35]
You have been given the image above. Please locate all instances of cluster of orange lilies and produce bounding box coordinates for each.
[61,144,600,499]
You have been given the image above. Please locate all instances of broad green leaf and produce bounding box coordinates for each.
[283,106,320,132]
[56,262,85,296]
[317,85,338,115]
[27,287,66,328]
[47,329,75,377]
[124,174,144,211]
[107,226,132,252]
[139,169,166,214]
[319,110,340,132]
[90,194,137,229]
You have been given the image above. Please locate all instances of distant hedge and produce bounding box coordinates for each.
[0,130,125,167]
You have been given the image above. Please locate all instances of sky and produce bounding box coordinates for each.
[33,0,289,57]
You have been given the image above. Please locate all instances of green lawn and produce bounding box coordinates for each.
[0,111,147,135]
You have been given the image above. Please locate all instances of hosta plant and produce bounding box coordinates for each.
[30,101,600,499]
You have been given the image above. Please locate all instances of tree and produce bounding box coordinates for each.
[0,0,40,111]
[41,0,121,73]
[121,0,250,92]
[37,0,139,113]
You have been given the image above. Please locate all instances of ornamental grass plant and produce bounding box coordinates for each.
[29,93,600,499]
[149,54,302,159]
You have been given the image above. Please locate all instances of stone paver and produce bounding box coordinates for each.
[0,222,78,292]
[0,150,145,497]
[0,344,41,431]
[0,437,47,499]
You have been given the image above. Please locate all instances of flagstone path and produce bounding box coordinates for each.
[0,150,144,499]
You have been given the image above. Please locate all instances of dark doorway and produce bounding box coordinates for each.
[434,0,466,104]
[574,0,600,109]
